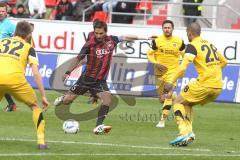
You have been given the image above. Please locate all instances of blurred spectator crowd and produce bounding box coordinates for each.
[1,0,161,24]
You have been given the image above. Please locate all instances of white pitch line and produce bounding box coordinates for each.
[0,153,240,157]
[0,137,210,152]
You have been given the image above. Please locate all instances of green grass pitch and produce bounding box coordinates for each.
[0,90,240,160]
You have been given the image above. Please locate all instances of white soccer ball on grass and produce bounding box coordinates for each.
[63,119,79,134]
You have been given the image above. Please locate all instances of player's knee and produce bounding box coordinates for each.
[102,95,112,106]
[102,98,111,106]
[159,98,164,104]
[102,97,112,106]
[159,94,165,103]
[29,102,38,110]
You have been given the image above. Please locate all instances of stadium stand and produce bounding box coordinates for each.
[136,0,152,12]
[146,3,167,25]
[5,0,16,5]
[3,0,240,29]
[45,0,57,7]
[216,0,240,29]
[231,18,240,29]
[92,11,108,22]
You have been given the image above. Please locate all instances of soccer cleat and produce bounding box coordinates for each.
[53,96,64,106]
[93,124,112,134]
[169,135,187,146]
[3,104,17,112]
[169,132,195,146]
[156,120,165,128]
[169,134,190,146]
[38,144,48,150]
[184,132,195,145]
[188,132,195,140]
[178,132,196,146]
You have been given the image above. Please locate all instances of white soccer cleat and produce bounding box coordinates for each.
[156,121,165,128]
[53,96,64,106]
[93,124,112,134]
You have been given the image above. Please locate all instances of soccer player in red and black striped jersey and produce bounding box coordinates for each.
[54,20,146,134]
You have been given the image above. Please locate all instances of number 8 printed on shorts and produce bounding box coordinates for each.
[183,85,189,92]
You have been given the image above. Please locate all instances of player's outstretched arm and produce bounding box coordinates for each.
[62,57,84,82]
[30,64,49,111]
[122,35,150,41]
[166,57,191,88]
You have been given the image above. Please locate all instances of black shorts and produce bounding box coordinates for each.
[70,76,109,95]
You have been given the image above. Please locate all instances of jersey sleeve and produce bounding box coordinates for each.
[184,44,197,61]
[77,43,89,61]
[28,47,39,65]
[168,57,191,84]
[180,40,185,51]
[111,35,121,43]
[86,32,94,41]
[151,40,157,50]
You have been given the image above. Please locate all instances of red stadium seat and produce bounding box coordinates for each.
[231,18,240,29]
[136,0,152,11]
[92,11,108,22]
[147,4,168,26]
[45,0,58,7]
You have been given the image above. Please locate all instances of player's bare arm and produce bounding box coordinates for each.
[122,35,150,41]
[62,57,85,82]
[31,64,49,111]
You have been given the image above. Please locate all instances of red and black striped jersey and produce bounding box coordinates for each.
[77,32,120,80]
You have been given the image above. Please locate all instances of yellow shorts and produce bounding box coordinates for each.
[155,73,176,96]
[0,80,37,106]
[180,80,222,105]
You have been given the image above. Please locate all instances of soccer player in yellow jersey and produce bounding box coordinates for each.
[0,21,49,149]
[0,2,18,112]
[165,22,227,146]
[147,20,185,128]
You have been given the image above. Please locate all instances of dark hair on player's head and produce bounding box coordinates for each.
[162,20,174,29]
[93,19,107,32]
[15,20,32,39]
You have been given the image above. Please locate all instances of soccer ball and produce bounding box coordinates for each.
[63,119,79,134]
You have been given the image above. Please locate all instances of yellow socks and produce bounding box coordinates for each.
[184,105,193,133]
[32,108,45,145]
[160,98,172,121]
[173,103,189,136]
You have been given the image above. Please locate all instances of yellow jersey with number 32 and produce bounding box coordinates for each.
[184,36,226,88]
[0,36,38,84]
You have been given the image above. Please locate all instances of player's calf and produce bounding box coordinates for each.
[3,104,17,112]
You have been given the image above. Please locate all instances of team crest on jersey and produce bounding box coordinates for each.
[173,43,177,47]
[96,48,110,58]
